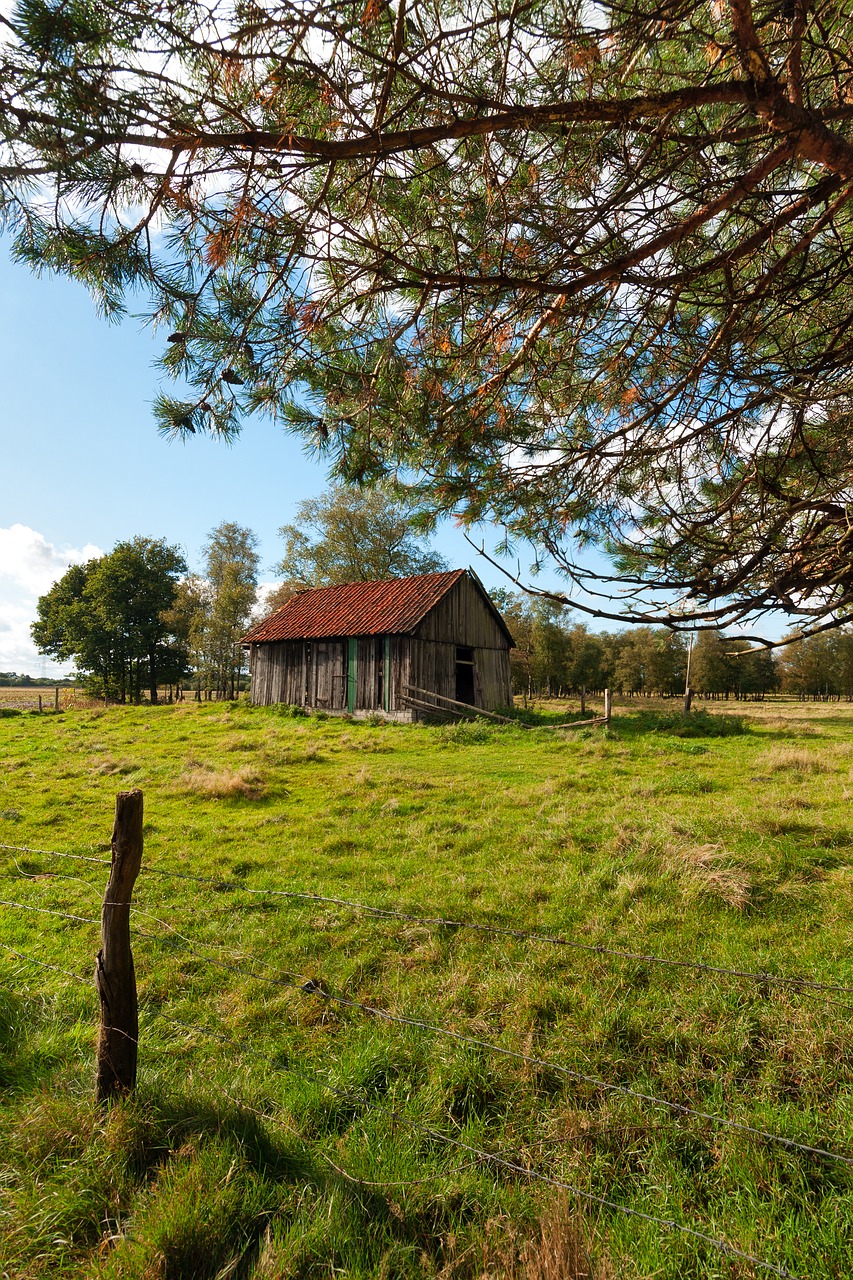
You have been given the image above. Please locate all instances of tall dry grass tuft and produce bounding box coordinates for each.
[176,763,265,798]
[665,842,752,910]
[480,1200,608,1280]
[520,1199,600,1280]
[761,746,828,773]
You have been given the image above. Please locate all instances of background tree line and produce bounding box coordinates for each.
[31,487,445,702]
[495,593,853,702]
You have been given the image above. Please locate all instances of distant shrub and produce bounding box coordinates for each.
[632,709,748,738]
[437,719,496,745]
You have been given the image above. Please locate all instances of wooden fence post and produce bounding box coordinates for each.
[95,789,143,1102]
[604,687,612,726]
[54,686,59,710]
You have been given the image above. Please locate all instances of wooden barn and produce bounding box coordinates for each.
[242,569,514,719]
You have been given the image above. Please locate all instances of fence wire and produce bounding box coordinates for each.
[0,854,835,1278]
[5,883,846,1171]
[164,949,853,1169]
[2,840,851,1000]
[0,942,92,984]
[148,1009,802,1280]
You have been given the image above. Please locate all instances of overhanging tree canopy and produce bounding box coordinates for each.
[4,0,853,636]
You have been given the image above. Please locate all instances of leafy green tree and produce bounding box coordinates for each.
[488,591,609,698]
[613,629,686,696]
[690,633,733,698]
[159,574,210,698]
[726,640,778,699]
[7,1,853,636]
[201,522,260,698]
[691,633,777,698]
[32,562,117,694]
[32,538,188,701]
[490,590,535,697]
[565,625,606,694]
[273,487,447,597]
[777,633,845,698]
[527,601,572,697]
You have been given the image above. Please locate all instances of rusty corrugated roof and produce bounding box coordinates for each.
[242,569,469,643]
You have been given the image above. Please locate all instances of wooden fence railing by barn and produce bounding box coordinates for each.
[401,683,610,729]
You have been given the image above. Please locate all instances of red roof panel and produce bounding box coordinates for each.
[242,569,468,643]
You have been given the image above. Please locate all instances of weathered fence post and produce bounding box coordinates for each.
[683,632,694,716]
[54,685,59,710]
[580,685,586,716]
[95,789,143,1102]
[604,687,612,726]
[38,694,42,713]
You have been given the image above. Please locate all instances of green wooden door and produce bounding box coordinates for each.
[347,636,358,712]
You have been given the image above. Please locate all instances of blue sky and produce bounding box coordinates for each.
[0,251,573,676]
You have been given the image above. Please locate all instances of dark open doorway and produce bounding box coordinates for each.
[455,646,476,705]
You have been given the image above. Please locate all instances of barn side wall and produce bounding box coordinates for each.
[249,640,306,706]
[250,636,414,716]
[310,640,347,709]
[249,639,348,710]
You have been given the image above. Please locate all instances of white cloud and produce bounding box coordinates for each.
[0,526,104,676]
[0,524,102,597]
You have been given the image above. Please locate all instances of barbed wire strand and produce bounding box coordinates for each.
[0,886,304,987]
[5,879,845,1167]
[0,942,92,984]
[141,865,853,998]
[297,982,853,1168]
[0,951,808,1276]
[0,842,111,866]
[142,938,853,1169]
[3,840,851,998]
[390,1116,801,1280]
[0,897,101,927]
[151,1010,800,1280]
[13,859,853,1015]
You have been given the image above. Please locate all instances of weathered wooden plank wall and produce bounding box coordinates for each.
[312,640,346,709]
[415,575,509,649]
[474,646,513,708]
[410,575,513,711]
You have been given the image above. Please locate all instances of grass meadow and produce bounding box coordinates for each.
[1,697,852,1278]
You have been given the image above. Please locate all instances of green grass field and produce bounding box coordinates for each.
[1,698,852,1278]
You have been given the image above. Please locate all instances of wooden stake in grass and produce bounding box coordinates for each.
[95,789,143,1102]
